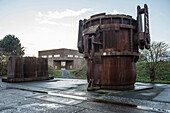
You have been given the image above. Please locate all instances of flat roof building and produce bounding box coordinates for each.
[38,48,84,70]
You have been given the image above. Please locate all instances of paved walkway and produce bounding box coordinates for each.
[0,78,170,113]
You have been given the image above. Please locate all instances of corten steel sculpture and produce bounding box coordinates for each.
[77,4,150,90]
[2,56,52,82]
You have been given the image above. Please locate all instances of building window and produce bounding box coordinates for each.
[48,55,52,58]
[54,54,60,57]
[67,55,73,58]
[41,55,47,58]
[55,65,58,69]
[70,65,73,69]
[80,55,83,58]
[75,55,78,58]
[61,61,66,67]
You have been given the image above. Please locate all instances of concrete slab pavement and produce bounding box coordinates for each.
[0,78,170,113]
[153,88,170,102]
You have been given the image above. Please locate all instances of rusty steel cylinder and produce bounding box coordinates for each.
[78,4,150,90]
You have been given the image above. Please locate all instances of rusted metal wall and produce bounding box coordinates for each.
[78,4,150,90]
[24,57,37,78]
[3,56,50,82]
[36,58,48,77]
[7,56,24,79]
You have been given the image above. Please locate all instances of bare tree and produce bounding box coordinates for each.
[139,41,170,81]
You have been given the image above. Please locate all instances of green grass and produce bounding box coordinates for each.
[136,61,170,84]
[69,65,87,79]
[48,65,87,79]
[48,65,62,78]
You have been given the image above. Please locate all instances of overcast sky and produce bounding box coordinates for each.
[0,0,169,56]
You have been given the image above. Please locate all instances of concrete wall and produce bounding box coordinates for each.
[38,48,84,70]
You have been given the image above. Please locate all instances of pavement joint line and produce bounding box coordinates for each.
[45,92,170,113]
[151,88,165,99]
[3,85,170,113]
[5,86,48,94]
[150,99,170,103]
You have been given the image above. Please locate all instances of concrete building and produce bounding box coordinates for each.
[38,48,84,70]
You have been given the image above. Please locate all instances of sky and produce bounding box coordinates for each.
[0,0,170,56]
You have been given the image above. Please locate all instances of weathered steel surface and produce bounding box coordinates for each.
[7,56,24,79]
[78,4,150,90]
[2,56,51,82]
[24,57,37,78]
[36,58,48,77]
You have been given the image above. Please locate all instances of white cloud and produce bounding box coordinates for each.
[113,10,118,14]
[36,8,92,27]
[35,19,73,27]
[32,26,54,32]
[36,19,59,25]
[37,8,93,20]
[60,23,73,27]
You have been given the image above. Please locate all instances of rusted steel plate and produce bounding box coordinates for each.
[36,58,48,77]
[7,56,24,79]
[3,56,51,82]
[24,57,37,78]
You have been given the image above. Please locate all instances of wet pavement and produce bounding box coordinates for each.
[0,78,170,113]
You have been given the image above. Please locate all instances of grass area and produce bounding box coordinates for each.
[136,61,170,84]
[48,65,87,79]
[48,65,62,78]
[69,65,87,79]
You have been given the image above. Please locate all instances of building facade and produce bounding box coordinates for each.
[38,48,84,70]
